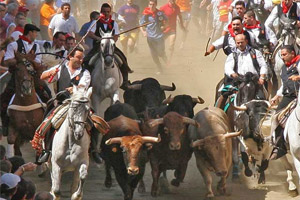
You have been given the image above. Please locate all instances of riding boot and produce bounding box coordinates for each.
[269,126,287,160]
[114,47,133,90]
[36,128,54,164]
[90,126,103,164]
[215,95,227,110]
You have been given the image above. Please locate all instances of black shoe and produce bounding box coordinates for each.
[36,150,51,164]
[91,151,103,164]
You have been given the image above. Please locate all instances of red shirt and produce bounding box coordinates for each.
[160,3,180,33]
[218,0,232,22]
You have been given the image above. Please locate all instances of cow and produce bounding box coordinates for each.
[100,115,160,200]
[231,100,298,196]
[123,77,176,114]
[146,111,199,197]
[188,107,242,199]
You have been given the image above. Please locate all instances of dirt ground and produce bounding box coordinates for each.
[1,8,300,200]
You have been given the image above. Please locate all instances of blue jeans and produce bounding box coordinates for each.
[147,37,167,67]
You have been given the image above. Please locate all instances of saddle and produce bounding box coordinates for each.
[277,99,297,128]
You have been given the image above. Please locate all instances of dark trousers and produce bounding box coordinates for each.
[276,95,296,112]
[147,37,167,67]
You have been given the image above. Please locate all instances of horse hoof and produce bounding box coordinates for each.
[231,174,240,183]
[288,189,299,197]
[151,190,158,197]
[171,179,180,187]
[244,168,253,177]
[258,177,265,184]
[137,184,146,193]
[104,178,112,188]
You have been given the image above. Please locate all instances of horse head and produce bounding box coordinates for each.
[235,72,264,105]
[68,86,92,140]
[14,54,35,97]
[99,29,115,69]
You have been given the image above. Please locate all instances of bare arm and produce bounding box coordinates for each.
[204,45,216,56]
[48,28,53,40]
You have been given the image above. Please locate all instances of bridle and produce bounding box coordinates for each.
[68,98,90,133]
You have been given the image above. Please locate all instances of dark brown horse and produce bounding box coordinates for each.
[7,54,45,156]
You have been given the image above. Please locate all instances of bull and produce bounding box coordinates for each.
[101,115,160,200]
[123,77,176,114]
[147,112,199,197]
[188,107,242,199]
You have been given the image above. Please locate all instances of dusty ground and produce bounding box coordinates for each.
[1,8,300,200]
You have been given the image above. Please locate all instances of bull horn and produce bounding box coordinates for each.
[183,117,200,127]
[191,139,204,148]
[192,96,205,104]
[160,83,176,91]
[230,101,247,111]
[162,95,174,105]
[126,83,142,90]
[105,137,122,145]
[148,118,164,127]
[224,130,243,138]
[142,134,161,143]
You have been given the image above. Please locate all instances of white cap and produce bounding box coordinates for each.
[0,173,21,189]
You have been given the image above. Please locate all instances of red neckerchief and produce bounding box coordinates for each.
[282,2,292,14]
[143,7,157,18]
[99,13,113,29]
[19,35,32,44]
[285,55,300,67]
[228,23,244,37]
[14,26,24,33]
[244,21,260,29]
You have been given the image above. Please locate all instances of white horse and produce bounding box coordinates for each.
[284,88,300,189]
[91,30,123,116]
[50,86,92,200]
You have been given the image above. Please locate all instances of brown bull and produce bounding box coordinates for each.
[101,115,160,200]
[147,111,199,197]
[188,107,242,199]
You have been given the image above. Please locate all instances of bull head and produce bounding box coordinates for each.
[148,116,200,128]
[105,135,161,175]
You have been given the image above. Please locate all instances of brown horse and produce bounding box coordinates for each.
[7,54,45,156]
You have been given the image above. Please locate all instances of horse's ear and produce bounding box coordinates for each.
[86,87,93,99]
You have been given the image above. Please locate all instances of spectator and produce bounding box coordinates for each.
[79,11,100,54]
[18,6,32,24]
[0,173,20,199]
[48,3,79,41]
[12,177,27,200]
[33,192,53,200]
[65,35,75,51]
[0,145,6,160]
[25,180,36,200]
[0,3,8,40]
[4,3,19,25]
[0,160,12,174]
[6,12,26,40]
[40,0,57,40]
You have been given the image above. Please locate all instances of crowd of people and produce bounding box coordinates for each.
[1,0,300,198]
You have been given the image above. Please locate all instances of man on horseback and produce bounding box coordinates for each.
[84,3,132,89]
[265,0,300,39]
[37,47,103,164]
[1,24,50,136]
[270,45,300,160]
[216,34,268,109]
[205,16,255,56]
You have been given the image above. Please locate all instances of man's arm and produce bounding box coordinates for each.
[224,53,236,77]
[204,35,224,56]
[48,28,54,40]
[40,65,59,81]
[265,6,278,31]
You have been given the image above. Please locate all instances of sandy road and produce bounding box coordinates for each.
[1,12,300,200]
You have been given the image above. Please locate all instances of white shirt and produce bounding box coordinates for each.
[276,62,300,96]
[48,13,79,36]
[10,30,23,41]
[35,40,68,67]
[225,46,268,77]
[231,0,273,10]
[265,3,300,35]
[45,61,91,89]
[89,19,120,35]
[4,39,42,63]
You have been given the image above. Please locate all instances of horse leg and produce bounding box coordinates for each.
[71,164,88,200]
[280,155,298,196]
[111,90,120,105]
[258,159,268,184]
[241,151,253,177]
[232,137,241,181]
[6,126,17,158]
[104,161,112,188]
[50,162,62,200]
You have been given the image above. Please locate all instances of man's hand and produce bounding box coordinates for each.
[204,51,210,56]
[66,87,73,94]
[288,75,300,81]
[270,95,280,105]
[22,162,37,172]
[258,77,265,85]
[231,73,239,78]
